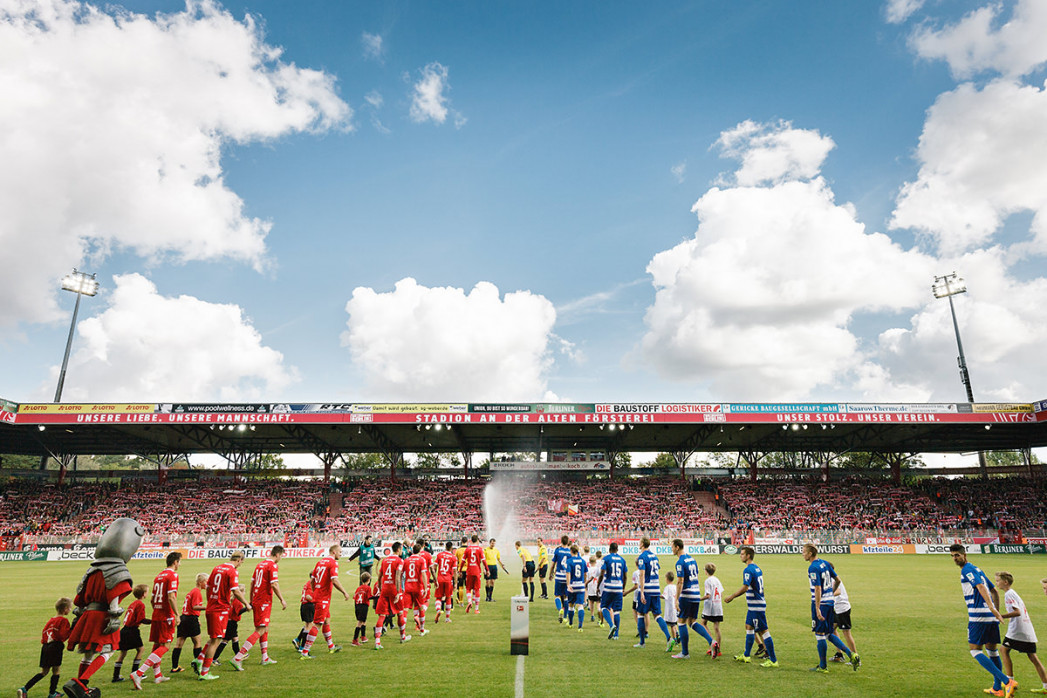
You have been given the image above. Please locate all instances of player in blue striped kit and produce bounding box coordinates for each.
[635,538,673,650]
[551,536,571,624]
[670,539,714,659]
[803,544,857,672]
[724,546,778,667]
[597,542,627,640]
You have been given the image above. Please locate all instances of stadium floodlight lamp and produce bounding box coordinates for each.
[933,271,989,477]
[51,269,100,406]
[61,269,99,296]
[932,272,966,299]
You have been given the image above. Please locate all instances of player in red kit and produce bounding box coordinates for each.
[130,552,181,690]
[300,544,350,658]
[230,546,287,671]
[374,541,411,649]
[434,541,457,624]
[463,534,488,614]
[198,551,250,680]
[403,544,431,636]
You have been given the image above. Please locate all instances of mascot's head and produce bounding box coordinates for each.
[95,518,145,562]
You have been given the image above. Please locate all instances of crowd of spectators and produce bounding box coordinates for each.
[2,474,1044,544]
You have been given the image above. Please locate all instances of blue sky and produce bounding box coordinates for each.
[2,0,1046,411]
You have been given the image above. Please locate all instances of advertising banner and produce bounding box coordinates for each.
[0,550,48,562]
[489,461,610,472]
[972,403,1033,413]
[850,544,916,554]
[18,403,155,414]
[982,544,1047,555]
[132,548,189,561]
[915,543,981,555]
[749,544,851,555]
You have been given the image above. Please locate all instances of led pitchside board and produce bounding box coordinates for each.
[2,396,1047,457]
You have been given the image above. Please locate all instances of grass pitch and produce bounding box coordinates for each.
[4,553,1047,697]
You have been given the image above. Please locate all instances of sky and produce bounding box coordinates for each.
[3,0,1047,427]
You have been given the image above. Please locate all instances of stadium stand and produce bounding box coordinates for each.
[2,475,1044,545]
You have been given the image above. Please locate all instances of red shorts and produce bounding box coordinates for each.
[312,600,331,624]
[375,590,401,616]
[436,579,453,599]
[252,602,271,628]
[403,589,426,610]
[149,615,176,645]
[467,574,482,595]
[205,611,229,640]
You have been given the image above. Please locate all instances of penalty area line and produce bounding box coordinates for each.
[515,655,525,698]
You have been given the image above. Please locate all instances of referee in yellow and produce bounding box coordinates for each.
[515,541,536,601]
[484,539,509,602]
[537,541,550,599]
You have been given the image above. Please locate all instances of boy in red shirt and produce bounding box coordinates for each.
[352,572,373,646]
[17,597,72,698]
[112,584,149,683]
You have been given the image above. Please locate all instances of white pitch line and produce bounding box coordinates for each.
[515,655,525,698]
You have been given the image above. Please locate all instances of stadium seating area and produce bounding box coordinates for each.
[2,474,1044,543]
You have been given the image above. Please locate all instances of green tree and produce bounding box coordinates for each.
[247,453,287,476]
[340,452,387,471]
[985,450,1039,467]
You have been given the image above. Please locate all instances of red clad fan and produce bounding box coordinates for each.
[403,544,431,636]
[230,546,287,671]
[199,552,250,680]
[434,541,457,624]
[374,541,411,649]
[130,552,181,690]
[300,544,350,658]
[463,534,488,614]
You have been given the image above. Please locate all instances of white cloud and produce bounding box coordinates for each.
[885,0,925,24]
[342,278,557,401]
[365,90,383,109]
[640,121,935,399]
[715,119,835,186]
[671,162,687,183]
[890,80,1047,255]
[0,0,350,329]
[910,0,1047,79]
[52,273,298,401]
[409,62,465,127]
[361,31,383,61]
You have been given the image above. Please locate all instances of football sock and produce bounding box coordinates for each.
[555,597,562,612]
[375,618,385,642]
[578,609,584,629]
[816,636,828,668]
[568,609,574,625]
[113,661,122,680]
[353,627,361,641]
[302,627,318,653]
[529,582,534,600]
[79,653,109,681]
[691,622,713,645]
[25,673,44,690]
[745,630,755,657]
[973,650,1009,687]
[828,634,852,657]
[200,658,212,676]
[297,629,308,646]
[679,624,689,655]
[323,624,334,649]
[214,642,227,660]
[987,650,1004,690]
[602,608,613,627]
[636,618,644,644]
[131,659,140,675]
[50,674,60,693]
[763,634,777,662]
[614,613,621,635]
[260,632,269,661]
[656,616,671,641]
[171,647,181,667]
[540,581,547,596]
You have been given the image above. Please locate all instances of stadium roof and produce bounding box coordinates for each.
[2,398,1046,465]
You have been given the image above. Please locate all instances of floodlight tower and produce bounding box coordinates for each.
[932,272,988,478]
[53,269,99,402]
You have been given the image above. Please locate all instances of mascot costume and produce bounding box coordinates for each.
[63,518,144,698]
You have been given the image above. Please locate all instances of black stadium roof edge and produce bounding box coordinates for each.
[2,397,1046,459]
